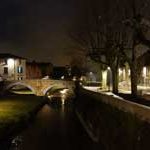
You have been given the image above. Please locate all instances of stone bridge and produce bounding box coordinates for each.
[3,79,75,96]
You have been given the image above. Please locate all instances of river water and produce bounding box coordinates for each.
[8,89,102,150]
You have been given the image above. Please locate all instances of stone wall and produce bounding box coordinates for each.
[75,87,150,150]
[80,88,150,123]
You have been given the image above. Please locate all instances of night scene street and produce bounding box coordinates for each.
[1,0,150,150]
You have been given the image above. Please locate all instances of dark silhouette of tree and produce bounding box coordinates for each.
[70,56,87,78]
[70,0,150,96]
[122,0,150,96]
[69,0,127,94]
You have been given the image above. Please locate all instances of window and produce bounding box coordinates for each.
[4,67,8,74]
[17,66,23,73]
[18,77,23,80]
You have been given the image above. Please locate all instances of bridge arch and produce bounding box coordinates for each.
[43,85,66,96]
[5,82,36,95]
[3,80,74,96]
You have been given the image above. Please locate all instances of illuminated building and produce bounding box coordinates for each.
[0,53,26,80]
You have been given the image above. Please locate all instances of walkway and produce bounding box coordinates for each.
[83,86,150,107]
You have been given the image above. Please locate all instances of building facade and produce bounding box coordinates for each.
[0,54,26,80]
[26,61,53,79]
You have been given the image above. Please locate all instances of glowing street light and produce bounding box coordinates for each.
[107,67,110,70]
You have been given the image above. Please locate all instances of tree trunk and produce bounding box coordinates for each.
[130,64,138,96]
[130,38,138,97]
[111,67,118,94]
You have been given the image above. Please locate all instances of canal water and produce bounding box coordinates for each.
[8,89,102,150]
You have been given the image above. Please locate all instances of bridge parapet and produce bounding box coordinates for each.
[2,79,75,96]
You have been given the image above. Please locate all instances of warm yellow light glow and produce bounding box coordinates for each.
[102,70,107,89]
[48,95,52,98]
[7,58,14,68]
[61,96,65,105]
[72,76,76,81]
[61,76,64,79]
[143,67,147,77]
[128,69,130,76]
[60,89,68,94]
[119,68,123,76]
[80,77,83,81]
[107,67,110,70]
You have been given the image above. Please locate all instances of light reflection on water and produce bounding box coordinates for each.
[47,88,73,107]
[9,136,23,150]
[9,89,74,150]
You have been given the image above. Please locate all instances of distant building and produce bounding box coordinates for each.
[0,53,26,80]
[26,61,53,79]
[52,66,69,79]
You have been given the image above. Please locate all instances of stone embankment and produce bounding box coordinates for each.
[75,87,150,150]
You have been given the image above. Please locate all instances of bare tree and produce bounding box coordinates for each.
[70,0,150,96]
[122,0,150,96]
[69,0,128,94]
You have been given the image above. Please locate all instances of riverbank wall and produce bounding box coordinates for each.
[75,87,150,150]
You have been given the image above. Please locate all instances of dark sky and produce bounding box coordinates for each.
[0,0,78,65]
[0,0,149,65]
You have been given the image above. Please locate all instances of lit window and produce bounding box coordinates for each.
[17,66,23,73]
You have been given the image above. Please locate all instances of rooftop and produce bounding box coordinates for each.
[0,53,26,59]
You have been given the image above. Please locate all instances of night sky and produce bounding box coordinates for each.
[0,0,78,65]
[0,0,149,65]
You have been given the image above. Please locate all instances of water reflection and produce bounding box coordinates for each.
[60,89,69,105]
[8,89,74,150]
[9,136,23,150]
[47,88,73,125]
[47,88,73,108]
